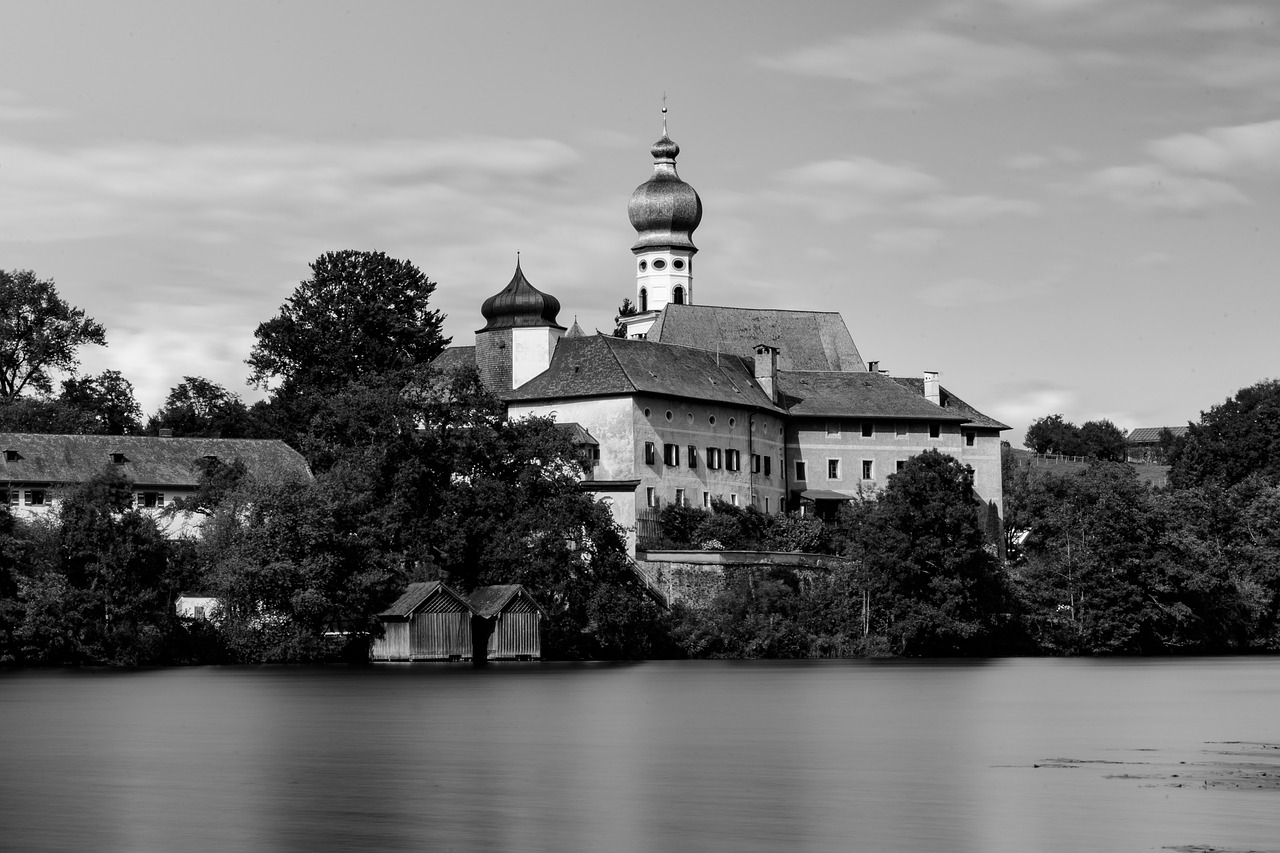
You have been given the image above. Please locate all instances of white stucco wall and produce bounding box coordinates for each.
[510,326,563,389]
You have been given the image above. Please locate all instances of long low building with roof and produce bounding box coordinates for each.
[1,433,311,534]
[437,118,1009,551]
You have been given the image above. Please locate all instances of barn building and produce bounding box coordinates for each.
[468,584,546,662]
[370,581,476,662]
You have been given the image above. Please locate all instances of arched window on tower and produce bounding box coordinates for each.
[639,288,648,312]
[672,286,685,305]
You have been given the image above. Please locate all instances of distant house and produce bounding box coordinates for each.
[370,581,476,662]
[468,585,546,661]
[0,433,311,535]
[175,593,220,621]
[1126,426,1188,463]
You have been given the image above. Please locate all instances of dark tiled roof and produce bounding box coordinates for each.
[467,584,546,618]
[649,304,866,372]
[891,377,1011,430]
[1127,425,1189,444]
[378,581,475,619]
[505,335,783,413]
[558,422,598,446]
[0,433,311,487]
[434,346,477,374]
[777,372,968,420]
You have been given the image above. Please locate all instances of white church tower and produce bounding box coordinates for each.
[618,106,703,339]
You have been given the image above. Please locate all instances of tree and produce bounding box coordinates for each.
[1079,419,1127,462]
[1024,414,1083,456]
[613,298,638,338]
[59,370,142,435]
[149,376,250,437]
[247,251,449,397]
[1169,379,1280,489]
[0,269,107,399]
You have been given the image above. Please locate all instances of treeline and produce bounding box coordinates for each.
[1,255,669,665]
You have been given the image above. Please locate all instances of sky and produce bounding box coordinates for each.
[2,0,1277,444]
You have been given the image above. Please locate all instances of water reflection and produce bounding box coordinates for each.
[2,659,1278,853]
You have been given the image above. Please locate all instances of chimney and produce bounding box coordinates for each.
[923,371,940,406]
[753,344,779,403]
[867,360,879,374]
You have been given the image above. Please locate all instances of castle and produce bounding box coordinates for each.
[443,122,1008,552]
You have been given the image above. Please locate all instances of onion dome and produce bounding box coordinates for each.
[628,133,702,252]
[478,259,566,331]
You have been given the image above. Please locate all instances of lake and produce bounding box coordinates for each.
[2,658,1278,853]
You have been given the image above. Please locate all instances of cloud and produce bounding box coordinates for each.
[1079,163,1250,213]
[906,193,1042,223]
[871,227,945,254]
[0,88,63,122]
[759,29,1063,106]
[1006,146,1083,170]
[1148,119,1280,175]
[768,156,941,222]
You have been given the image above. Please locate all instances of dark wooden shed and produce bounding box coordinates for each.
[468,585,547,661]
[370,581,476,661]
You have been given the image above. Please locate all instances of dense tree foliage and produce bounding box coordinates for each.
[0,269,108,399]
[1024,414,1126,460]
[1168,379,1280,489]
[149,376,251,437]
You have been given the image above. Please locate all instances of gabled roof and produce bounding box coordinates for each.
[890,377,1011,430]
[467,584,547,618]
[505,335,784,413]
[777,371,969,420]
[1127,425,1189,444]
[0,433,312,487]
[433,346,477,374]
[649,304,866,372]
[558,422,598,446]
[378,581,476,620]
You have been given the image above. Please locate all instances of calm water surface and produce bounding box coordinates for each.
[2,658,1278,853]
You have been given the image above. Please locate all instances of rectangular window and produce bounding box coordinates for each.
[675,488,686,508]
[730,493,739,507]
[929,423,941,439]
[764,456,772,477]
[896,421,907,437]
[726,449,741,472]
[764,497,770,513]
[862,460,873,480]
[24,490,46,506]
[965,431,976,447]
[751,453,761,473]
[862,422,874,438]
[702,491,711,508]
[646,487,657,508]
[827,420,841,437]
[707,447,721,470]
[645,441,657,465]
[139,492,165,508]
[688,445,698,469]
[827,459,840,480]
[795,461,807,481]
[3,449,18,462]
[897,460,906,472]
[4,489,16,506]
[664,443,680,466]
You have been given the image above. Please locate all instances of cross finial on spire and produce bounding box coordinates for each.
[662,92,668,136]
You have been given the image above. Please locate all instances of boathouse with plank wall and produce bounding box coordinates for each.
[468,585,546,661]
[370,581,476,661]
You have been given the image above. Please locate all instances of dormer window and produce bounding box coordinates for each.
[3,449,19,462]
[202,454,219,464]
[110,452,128,464]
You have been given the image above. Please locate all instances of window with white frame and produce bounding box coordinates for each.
[707,447,722,469]
[663,443,680,466]
[726,449,741,472]
[688,445,698,469]
[645,441,657,465]
[702,491,711,508]
[827,459,840,480]
[675,488,686,507]
[646,487,657,508]
[862,460,873,480]
[730,493,739,506]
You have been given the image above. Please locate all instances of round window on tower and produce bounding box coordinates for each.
[652,258,667,271]
[672,258,685,271]
[638,260,647,272]
[665,410,673,421]
[644,407,652,418]
[709,415,717,426]
[729,417,736,428]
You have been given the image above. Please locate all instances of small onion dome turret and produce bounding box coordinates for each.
[628,134,702,253]
[478,259,566,332]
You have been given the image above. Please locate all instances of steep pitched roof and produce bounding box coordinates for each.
[378,581,475,620]
[504,335,783,413]
[0,434,312,487]
[467,584,547,618]
[1127,425,1189,444]
[777,371,969,420]
[891,377,1011,430]
[434,346,477,374]
[649,304,866,372]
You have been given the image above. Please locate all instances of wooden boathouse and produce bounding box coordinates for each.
[370,581,476,661]
[468,584,546,661]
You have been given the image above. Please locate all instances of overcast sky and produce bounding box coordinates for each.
[2,0,1277,444]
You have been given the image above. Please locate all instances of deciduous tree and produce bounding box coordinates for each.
[0,269,107,399]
